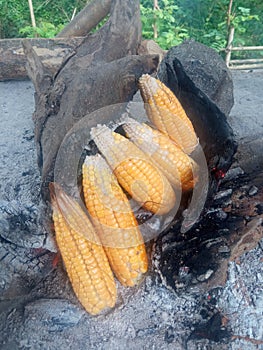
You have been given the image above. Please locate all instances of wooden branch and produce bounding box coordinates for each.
[56,0,111,38]
[0,37,83,81]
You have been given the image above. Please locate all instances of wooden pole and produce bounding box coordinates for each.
[225,0,234,67]
[28,0,36,28]
[71,8,77,21]
[227,0,234,28]
[153,0,159,40]
[230,58,263,64]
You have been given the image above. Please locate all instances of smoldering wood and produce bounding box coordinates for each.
[0,37,84,81]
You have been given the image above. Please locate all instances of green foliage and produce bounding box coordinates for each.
[140,0,263,59]
[0,0,87,38]
[19,22,64,38]
[0,0,263,61]
[140,0,189,49]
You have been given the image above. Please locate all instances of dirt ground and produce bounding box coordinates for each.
[0,69,262,349]
[229,69,263,139]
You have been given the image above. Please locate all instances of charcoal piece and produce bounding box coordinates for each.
[153,220,224,291]
[0,200,45,249]
[24,299,85,331]
[248,185,258,196]
[189,312,231,342]
[158,40,234,116]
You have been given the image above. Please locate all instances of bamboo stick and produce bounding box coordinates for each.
[230,58,263,64]
[28,0,36,28]
[225,27,235,67]
[230,64,263,70]
[231,46,263,51]
[227,0,233,28]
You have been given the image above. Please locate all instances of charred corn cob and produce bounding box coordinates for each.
[82,154,148,287]
[91,125,176,215]
[50,183,116,315]
[122,117,198,191]
[139,74,198,154]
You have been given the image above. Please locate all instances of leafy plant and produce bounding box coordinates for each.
[0,0,263,61]
[19,21,64,38]
[140,0,189,49]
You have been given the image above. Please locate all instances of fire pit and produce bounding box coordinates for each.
[0,0,262,344]
[0,64,263,348]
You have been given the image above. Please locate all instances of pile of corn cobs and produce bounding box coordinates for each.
[50,74,199,315]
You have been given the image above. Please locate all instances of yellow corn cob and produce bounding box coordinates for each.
[139,74,198,154]
[91,125,176,215]
[82,154,148,287]
[50,183,116,315]
[122,117,198,191]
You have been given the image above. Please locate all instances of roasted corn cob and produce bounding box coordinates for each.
[91,125,176,215]
[139,74,198,154]
[50,183,116,315]
[82,154,148,287]
[122,117,198,191]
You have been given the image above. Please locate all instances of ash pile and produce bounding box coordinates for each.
[0,62,263,349]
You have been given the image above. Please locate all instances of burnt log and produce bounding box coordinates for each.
[23,0,159,198]
[0,37,84,81]
[159,40,234,116]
